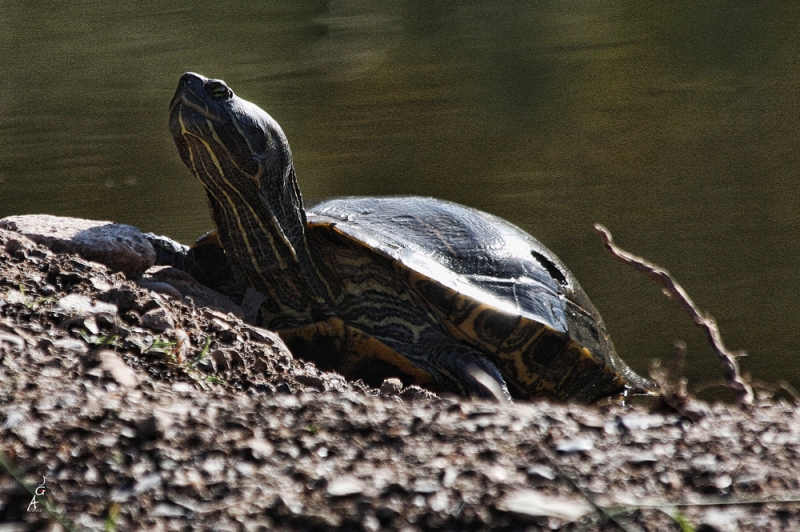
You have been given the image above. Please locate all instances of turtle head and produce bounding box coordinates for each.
[169,73,329,314]
[169,72,292,192]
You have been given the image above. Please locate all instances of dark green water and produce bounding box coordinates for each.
[2,1,798,398]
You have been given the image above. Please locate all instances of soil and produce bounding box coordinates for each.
[1,227,799,531]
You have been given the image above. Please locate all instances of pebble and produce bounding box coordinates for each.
[496,489,593,521]
[526,464,556,480]
[52,339,87,351]
[554,437,594,453]
[380,378,404,395]
[151,503,187,517]
[240,437,274,460]
[327,476,365,497]
[140,307,175,332]
[0,333,25,349]
[628,451,659,464]
[412,480,441,494]
[98,349,139,388]
[55,293,118,317]
[483,465,509,483]
[618,413,664,431]
[133,473,163,495]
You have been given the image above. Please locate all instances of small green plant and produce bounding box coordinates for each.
[15,285,57,310]
[17,285,32,307]
[78,330,119,348]
[174,336,226,385]
[140,336,177,356]
[4,285,55,310]
[188,336,212,368]
[0,452,76,531]
[105,501,120,532]
[193,338,225,384]
[670,511,696,532]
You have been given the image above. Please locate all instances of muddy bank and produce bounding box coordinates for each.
[1,225,799,531]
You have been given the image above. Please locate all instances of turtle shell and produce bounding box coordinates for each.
[309,196,650,401]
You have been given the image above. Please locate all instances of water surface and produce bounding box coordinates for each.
[2,1,798,397]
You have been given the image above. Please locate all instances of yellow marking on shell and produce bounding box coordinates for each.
[338,276,382,297]
[550,343,598,396]
[403,267,519,349]
[405,266,540,394]
[458,303,496,344]
[403,268,456,315]
[577,345,594,361]
[403,254,606,399]
[502,318,549,355]
[493,323,545,388]
[460,303,520,354]
[356,314,424,342]
[535,380,558,395]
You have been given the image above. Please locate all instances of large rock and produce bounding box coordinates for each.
[0,214,155,277]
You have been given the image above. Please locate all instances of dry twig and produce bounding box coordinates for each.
[594,224,753,405]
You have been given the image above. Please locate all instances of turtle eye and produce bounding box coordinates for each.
[205,80,232,101]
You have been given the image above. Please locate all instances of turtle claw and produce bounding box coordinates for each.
[466,363,512,403]
[144,232,191,268]
[427,342,512,402]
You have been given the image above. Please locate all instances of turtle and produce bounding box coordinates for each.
[161,72,653,402]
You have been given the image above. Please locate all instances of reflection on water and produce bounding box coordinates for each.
[1,1,798,397]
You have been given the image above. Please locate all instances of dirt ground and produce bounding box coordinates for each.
[1,227,800,531]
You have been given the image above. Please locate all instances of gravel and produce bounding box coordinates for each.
[1,227,799,531]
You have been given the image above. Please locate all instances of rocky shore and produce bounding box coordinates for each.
[1,217,799,531]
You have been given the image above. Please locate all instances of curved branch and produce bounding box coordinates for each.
[594,224,753,405]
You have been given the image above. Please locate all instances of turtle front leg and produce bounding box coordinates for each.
[144,233,192,269]
[144,232,242,300]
